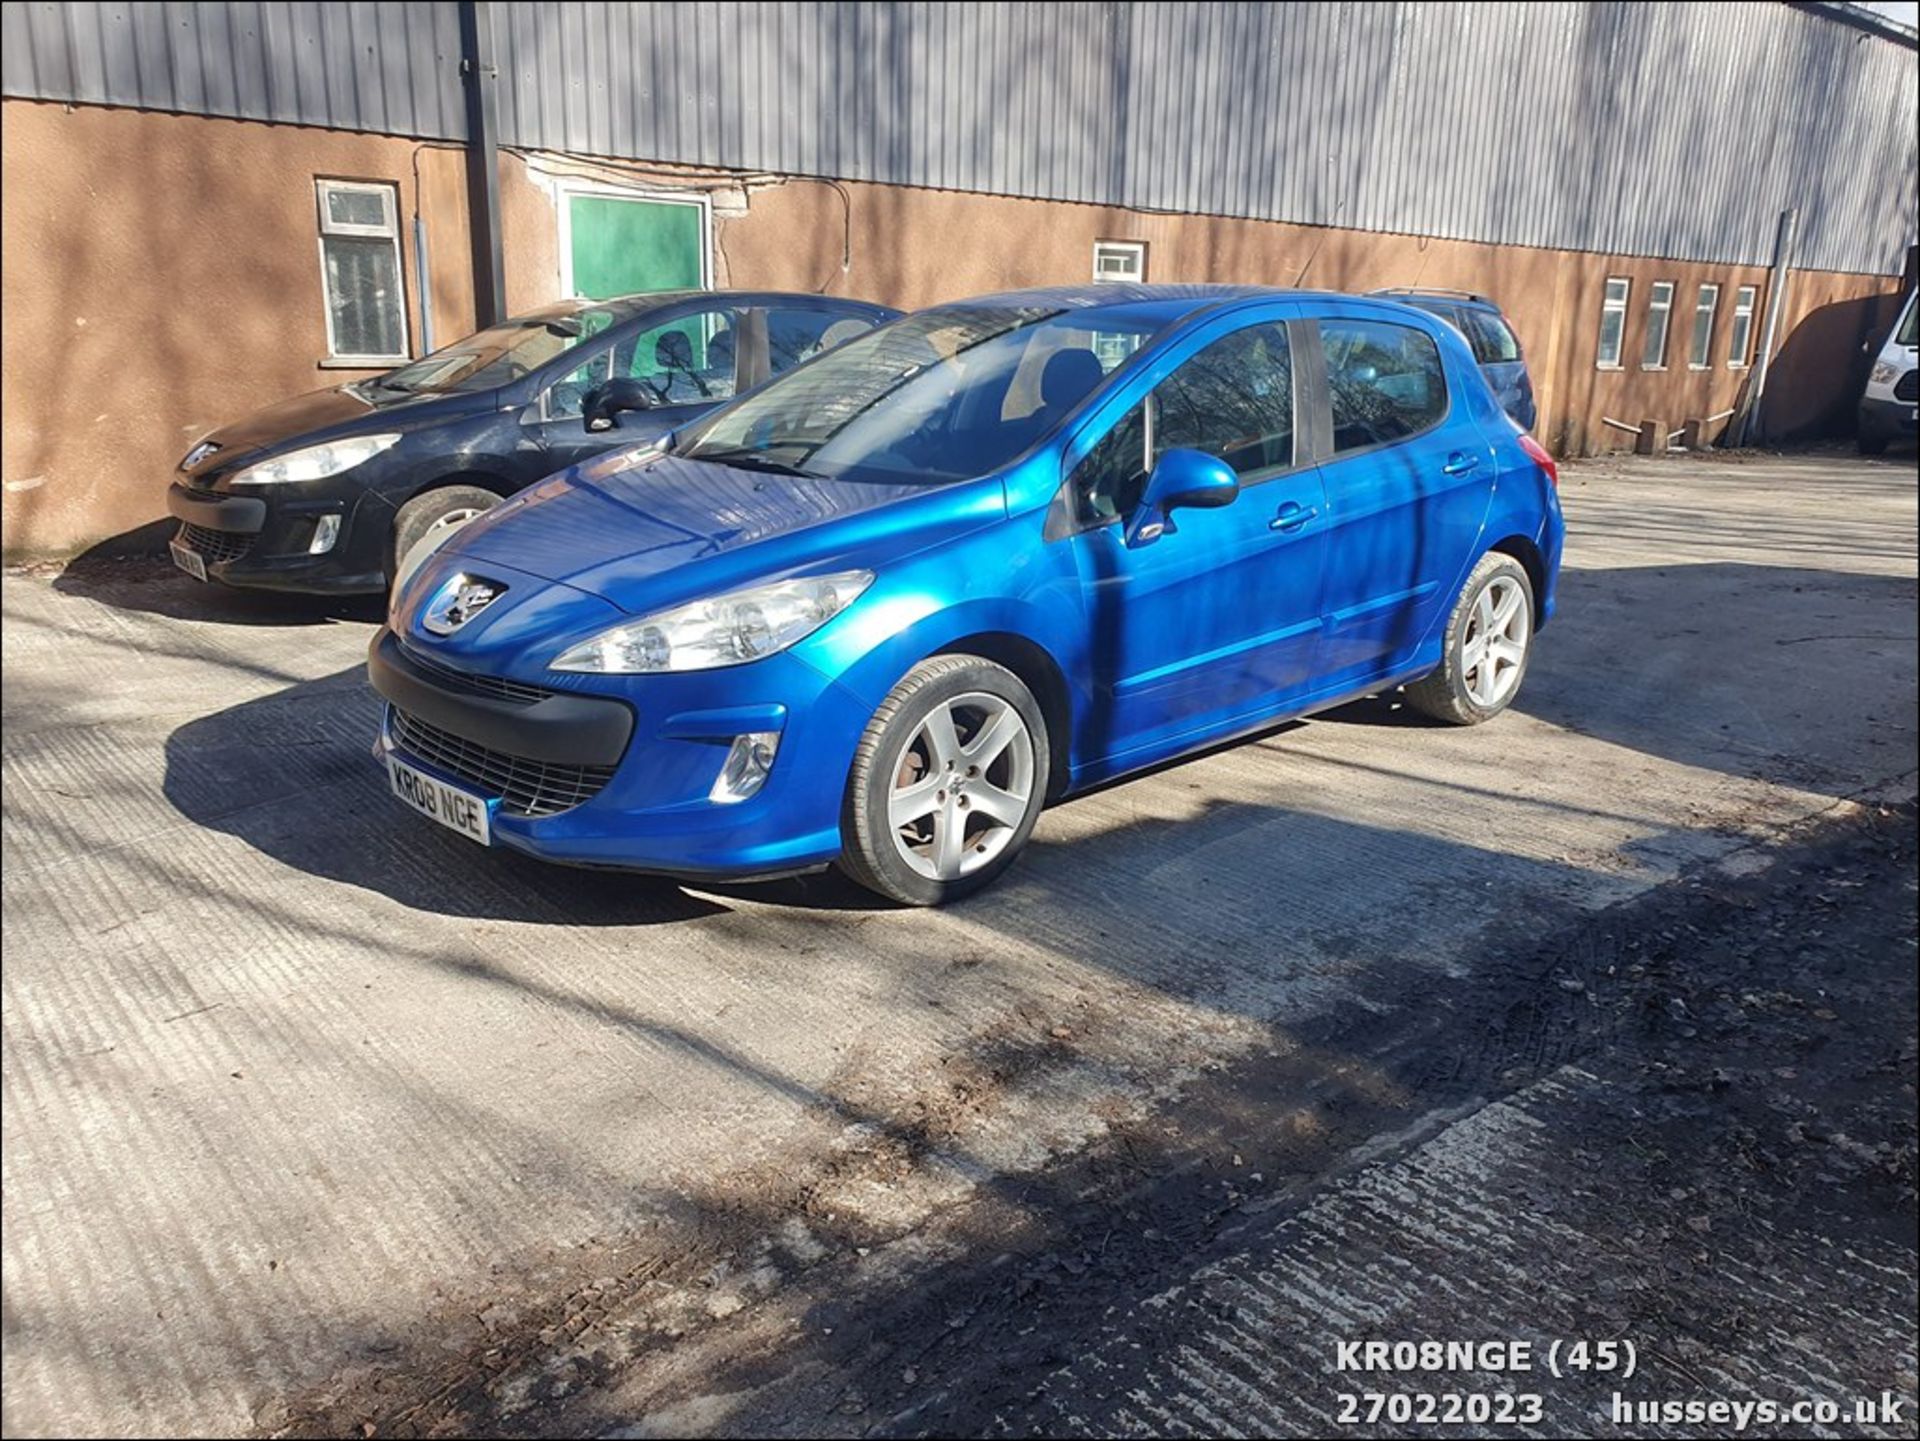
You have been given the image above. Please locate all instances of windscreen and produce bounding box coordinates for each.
[374,307,620,395]
[679,304,1169,484]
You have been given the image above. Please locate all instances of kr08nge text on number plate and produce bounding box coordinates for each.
[387,754,491,845]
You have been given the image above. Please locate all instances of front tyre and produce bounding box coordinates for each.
[839,655,1050,906]
[1404,552,1536,725]
[390,485,501,593]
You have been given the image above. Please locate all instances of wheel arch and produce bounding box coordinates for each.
[1486,532,1547,624]
[932,631,1075,802]
[384,471,516,574]
[405,469,516,504]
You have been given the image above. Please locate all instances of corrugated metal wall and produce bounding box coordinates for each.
[0,1,467,138]
[4,1,1914,274]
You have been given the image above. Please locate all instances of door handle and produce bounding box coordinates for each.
[1269,501,1318,533]
[1442,452,1481,476]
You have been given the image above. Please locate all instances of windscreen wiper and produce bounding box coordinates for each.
[690,447,820,479]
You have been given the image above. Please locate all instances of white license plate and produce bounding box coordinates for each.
[387,755,491,846]
[169,539,207,582]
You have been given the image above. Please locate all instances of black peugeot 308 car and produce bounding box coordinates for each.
[166,289,897,594]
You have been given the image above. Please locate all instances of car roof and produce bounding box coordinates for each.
[510,290,895,327]
[936,282,1306,315]
[920,283,1470,323]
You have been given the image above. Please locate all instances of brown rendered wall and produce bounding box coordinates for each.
[2,101,1905,559]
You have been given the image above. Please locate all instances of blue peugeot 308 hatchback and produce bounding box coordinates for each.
[369,285,1565,905]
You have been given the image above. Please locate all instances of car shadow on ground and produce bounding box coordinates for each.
[156,561,1917,928]
[49,521,384,627]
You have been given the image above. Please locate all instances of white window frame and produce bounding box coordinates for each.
[1093,240,1147,284]
[555,181,713,300]
[1727,285,1758,369]
[1640,280,1675,370]
[315,178,410,366]
[1596,277,1631,369]
[1688,283,1720,370]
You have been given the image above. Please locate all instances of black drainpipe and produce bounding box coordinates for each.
[459,0,506,328]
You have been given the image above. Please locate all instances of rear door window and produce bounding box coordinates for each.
[1463,309,1521,364]
[1319,319,1448,453]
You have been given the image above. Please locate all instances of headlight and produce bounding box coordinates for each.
[551,570,874,674]
[1869,360,1899,387]
[230,433,401,485]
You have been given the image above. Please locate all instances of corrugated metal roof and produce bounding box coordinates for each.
[3,1,1914,274]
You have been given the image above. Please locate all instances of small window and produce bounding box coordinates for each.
[1320,319,1448,454]
[1464,310,1521,365]
[543,349,612,421]
[1641,281,1675,369]
[1596,278,1630,368]
[1688,283,1719,369]
[1727,285,1758,368]
[1071,404,1149,525]
[1071,321,1293,524]
[316,179,407,363]
[1093,240,1146,284]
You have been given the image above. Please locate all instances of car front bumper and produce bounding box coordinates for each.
[167,480,389,593]
[366,627,868,880]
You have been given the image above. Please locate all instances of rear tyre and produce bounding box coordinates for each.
[838,655,1050,906]
[390,485,501,593]
[1404,552,1536,725]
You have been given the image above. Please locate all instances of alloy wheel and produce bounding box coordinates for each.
[1461,574,1530,708]
[887,692,1036,881]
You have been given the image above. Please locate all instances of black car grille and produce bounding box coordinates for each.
[176,522,255,565]
[1896,369,1918,402]
[388,706,617,818]
[400,644,554,707]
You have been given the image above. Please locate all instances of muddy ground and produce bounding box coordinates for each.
[263,800,1917,1438]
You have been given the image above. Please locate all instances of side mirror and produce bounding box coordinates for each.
[583,377,657,432]
[1123,448,1241,549]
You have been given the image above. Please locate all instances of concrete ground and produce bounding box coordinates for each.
[1,452,1915,1438]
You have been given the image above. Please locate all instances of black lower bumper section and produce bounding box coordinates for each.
[367,628,634,767]
[167,483,268,532]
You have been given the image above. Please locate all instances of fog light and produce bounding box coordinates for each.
[309,513,342,555]
[710,730,779,804]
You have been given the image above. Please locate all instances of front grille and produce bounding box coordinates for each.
[388,706,617,818]
[1896,369,1918,402]
[176,521,255,565]
[400,643,554,706]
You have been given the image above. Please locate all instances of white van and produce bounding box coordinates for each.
[1859,287,1917,455]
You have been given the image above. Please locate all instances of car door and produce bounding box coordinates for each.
[525,302,747,467]
[1307,308,1496,689]
[1061,310,1329,766]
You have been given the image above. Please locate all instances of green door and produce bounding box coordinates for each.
[566,194,704,300]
